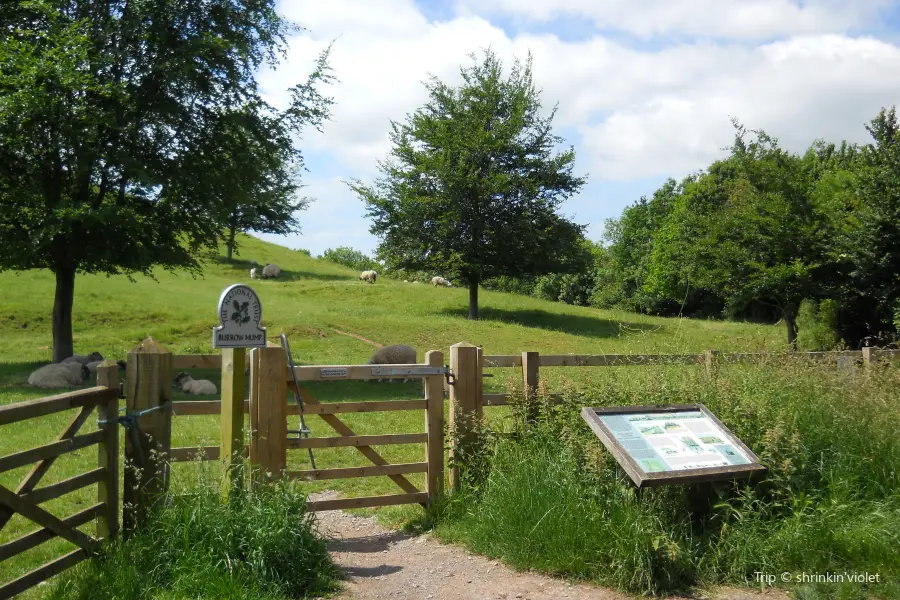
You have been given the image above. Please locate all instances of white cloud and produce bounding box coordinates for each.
[258,0,900,251]
[451,0,893,40]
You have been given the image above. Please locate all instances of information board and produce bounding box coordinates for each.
[581,404,766,488]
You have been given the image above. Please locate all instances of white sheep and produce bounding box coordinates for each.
[27,362,90,389]
[261,264,281,279]
[173,372,218,395]
[359,270,377,284]
[431,276,452,287]
[61,352,104,366]
[250,267,257,279]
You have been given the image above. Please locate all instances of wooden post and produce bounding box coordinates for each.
[424,350,445,504]
[448,342,482,492]
[249,346,287,483]
[705,350,720,379]
[862,346,879,374]
[220,348,246,496]
[521,351,540,423]
[123,336,172,537]
[96,361,119,540]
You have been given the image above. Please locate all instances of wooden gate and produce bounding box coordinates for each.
[0,363,119,600]
[248,348,445,512]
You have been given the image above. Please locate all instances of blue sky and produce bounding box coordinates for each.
[254,0,900,258]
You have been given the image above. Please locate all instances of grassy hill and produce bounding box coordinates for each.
[0,235,792,596]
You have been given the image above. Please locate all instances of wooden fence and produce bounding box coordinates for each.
[0,363,119,599]
[3,340,898,597]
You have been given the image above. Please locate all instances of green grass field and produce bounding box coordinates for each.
[0,234,801,597]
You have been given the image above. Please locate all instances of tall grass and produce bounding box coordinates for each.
[46,466,340,600]
[434,360,900,598]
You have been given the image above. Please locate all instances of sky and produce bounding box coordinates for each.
[253,0,900,258]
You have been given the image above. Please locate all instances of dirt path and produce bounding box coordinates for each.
[332,329,383,348]
[309,492,788,600]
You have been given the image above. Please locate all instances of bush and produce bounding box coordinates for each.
[320,246,378,272]
[797,299,841,350]
[47,471,339,600]
[294,248,312,256]
[435,362,900,597]
[481,275,535,296]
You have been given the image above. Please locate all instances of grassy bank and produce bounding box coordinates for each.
[432,359,900,599]
[45,468,339,600]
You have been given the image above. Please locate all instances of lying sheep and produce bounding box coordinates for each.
[85,360,103,376]
[359,270,377,284]
[61,352,104,366]
[261,263,281,279]
[367,344,417,383]
[431,276,452,287]
[250,267,257,279]
[173,372,218,395]
[27,362,90,389]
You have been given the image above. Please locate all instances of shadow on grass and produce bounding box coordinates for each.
[436,307,663,339]
[217,258,350,282]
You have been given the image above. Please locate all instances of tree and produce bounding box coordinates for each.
[0,0,333,361]
[648,123,830,348]
[348,49,587,319]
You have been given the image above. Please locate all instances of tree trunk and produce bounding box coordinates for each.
[468,277,479,320]
[784,307,798,351]
[52,265,76,363]
[225,226,236,262]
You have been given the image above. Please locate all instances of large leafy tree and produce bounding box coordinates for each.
[349,48,587,319]
[0,0,333,361]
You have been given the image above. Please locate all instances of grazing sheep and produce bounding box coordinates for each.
[250,267,257,279]
[261,263,281,279]
[173,372,218,395]
[27,362,90,389]
[359,270,377,284]
[61,352,104,366]
[367,344,417,383]
[431,276,452,287]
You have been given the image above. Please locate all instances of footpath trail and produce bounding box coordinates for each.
[309,492,789,600]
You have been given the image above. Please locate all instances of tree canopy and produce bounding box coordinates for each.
[0,0,333,361]
[349,48,587,319]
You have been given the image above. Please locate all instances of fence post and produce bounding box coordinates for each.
[424,350,445,505]
[705,350,721,379]
[862,346,879,374]
[123,336,172,537]
[449,342,483,493]
[249,346,287,483]
[521,351,540,422]
[96,361,120,540]
[220,348,246,497]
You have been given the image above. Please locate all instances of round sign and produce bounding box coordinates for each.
[212,284,267,348]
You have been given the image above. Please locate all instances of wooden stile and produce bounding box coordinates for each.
[96,361,119,539]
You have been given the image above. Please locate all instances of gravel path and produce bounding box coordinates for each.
[308,491,788,600]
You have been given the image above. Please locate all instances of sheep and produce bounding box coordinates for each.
[250,267,257,279]
[261,263,281,279]
[431,276,452,287]
[367,344,417,383]
[27,362,90,389]
[61,352,104,366]
[85,360,103,376]
[173,372,218,395]
[359,270,377,284]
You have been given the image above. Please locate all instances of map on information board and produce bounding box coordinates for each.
[581,404,766,488]
[597,411,750,473]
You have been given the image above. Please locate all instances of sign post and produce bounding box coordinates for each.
[213,284,267,497]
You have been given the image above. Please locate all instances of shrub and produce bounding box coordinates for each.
[797,299,841,350]
[47,471,339,600]
[321,246,378,272]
